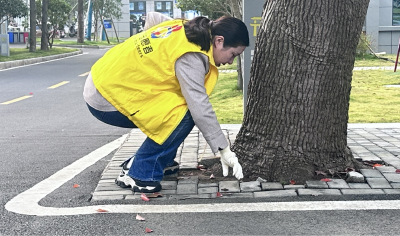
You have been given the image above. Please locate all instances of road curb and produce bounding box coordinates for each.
[0,49,83,70]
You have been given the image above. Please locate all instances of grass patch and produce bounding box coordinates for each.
[0,47,79,62]
[349,69,400,123]
[209,73,243,124]
[212,55,400,124]
[354,53,398,67]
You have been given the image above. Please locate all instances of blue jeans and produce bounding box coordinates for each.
[86,104,195,182]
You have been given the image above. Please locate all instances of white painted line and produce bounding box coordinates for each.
[5,134,400,216]
[0,53,86,71]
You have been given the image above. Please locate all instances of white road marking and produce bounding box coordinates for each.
[5,134,400,216]
[0,53,86,71]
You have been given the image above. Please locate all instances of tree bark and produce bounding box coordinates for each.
[232,0,370,184]
[29,0,36,52]
[77,0,84,43]
[40,0,49,51]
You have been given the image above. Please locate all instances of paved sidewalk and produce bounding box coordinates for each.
[92,123,400,201]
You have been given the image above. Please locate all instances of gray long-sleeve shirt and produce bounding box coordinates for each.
[83,52,228,153]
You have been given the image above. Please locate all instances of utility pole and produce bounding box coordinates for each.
[86,0,93,41]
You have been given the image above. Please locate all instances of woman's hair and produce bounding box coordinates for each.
[184,16,250,52]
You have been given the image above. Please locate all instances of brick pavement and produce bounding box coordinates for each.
[91,124,400,201]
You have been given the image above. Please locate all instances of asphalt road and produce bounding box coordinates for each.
[1,48,400,235]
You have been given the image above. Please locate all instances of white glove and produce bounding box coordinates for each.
[220,146,243,180]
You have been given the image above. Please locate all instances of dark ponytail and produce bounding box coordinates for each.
[184,16,250,52]
[184,17,212,51]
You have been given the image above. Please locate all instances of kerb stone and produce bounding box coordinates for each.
[305,180,329,189]
[219,181,240,193]
[177,183,198,194]
[261,182,283,190]
[327,179,350,189]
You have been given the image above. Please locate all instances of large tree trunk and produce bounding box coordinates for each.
[232,0,370,184]
[40,0,49,51]
[29,0,36,52]
[77,0,84,43]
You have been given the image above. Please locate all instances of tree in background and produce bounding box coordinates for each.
[232,0,370,183]
[77,0,84,43]
[36,0,71,48]
[0,0,28,24]
[29,0,36,52]
[176,0,242,19]
[91,0,122,41]
[40,0,49,51]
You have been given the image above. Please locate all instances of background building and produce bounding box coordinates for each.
[365,0,400,53]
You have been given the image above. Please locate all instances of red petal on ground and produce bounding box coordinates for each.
[96,209,108,213]
[373,164,383,168]
[290,180,296,185]
[320,178,332,182]
[396,169,400,173]
[141,193,150,201]
[73,184,80,188]
[145,227,153,233]
[216,192,223,197]
[136,214,145,221]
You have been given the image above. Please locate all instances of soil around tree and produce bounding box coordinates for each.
[176,157,376,185]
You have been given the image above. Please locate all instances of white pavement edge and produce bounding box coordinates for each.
[5,128,400,216]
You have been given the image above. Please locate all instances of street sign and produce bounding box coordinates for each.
[242,0,264,112]
[104,20,112,29]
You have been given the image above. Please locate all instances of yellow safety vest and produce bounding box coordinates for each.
[91,19,219,144]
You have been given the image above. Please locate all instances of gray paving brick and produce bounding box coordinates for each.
[261,182,283,190]
[161,180,177,190]
[178,176,199,184]
[366,178,392,188]
[159,189,177,194]
[92,190,132,196]
[220,192,254,199]
[198,183,218,188]
[219,181,240,193]
[360,169,384,178]
[348,183,371,189]
[383,189,400,194]
[391,183,400,188]
[198,186,219,194]
[327,179,350,189]
[254,190,297,198]
[125,194,168,201]
[360,155,383,163]
[341,189,385,195]
[95,185,123,191]
[240,181,261,192]
[382,173,400,183]
[305,180,329,189]
[177,183,198,194]
[91,195,125,201]
[298,189,341,196]
[375,166,397,173]
[169,193,215,200]
[284,185,305,189]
